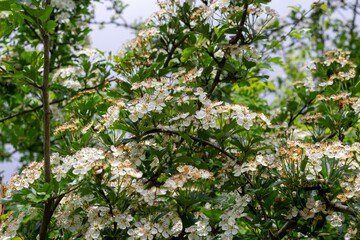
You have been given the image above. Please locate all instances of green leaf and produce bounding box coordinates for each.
[0,19,13,37]
[39,5,53,23]
[214,26,229,39]
[287,100,299,112]
[319,4,327,11]
[263,190,278,209]
[269,57,283,65]
[174,156,196,165]
[181,47,196,62]
[80,132,92,146]
[0,0,12,11]
[288,5,301,13]
[45,20,58,33]
[201,208,222,222]
[267,39,282,49]
[243,57,257,69]
[289,30,302,39]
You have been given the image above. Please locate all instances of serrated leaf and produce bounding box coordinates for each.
[39,5,52,23]
[45,20,57,33]
[181,47,196,62]
[0,20,13,37]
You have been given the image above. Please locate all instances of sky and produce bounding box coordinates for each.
[1,0,316,183]
[89,0,314,53]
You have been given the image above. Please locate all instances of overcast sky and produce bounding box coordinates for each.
[1,0,316,183]
[89,0,314,53]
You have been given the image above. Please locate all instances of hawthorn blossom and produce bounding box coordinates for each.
[218,193,251,238]
[51,0,76,12]
[285,207,299,220]
[185,212,213,239]
[352,98,360,117]
[127,218,158,240]
[0,211,27,239]
[326,212,344,227]
[6,161,43,194]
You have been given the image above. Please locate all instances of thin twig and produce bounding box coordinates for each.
[271,220,296,239]
[23,76,42,89]
[263,5,317,55]
[0,78,116,123]
[138,128,237,161]
[207,1,249,98]
[90,20,140,31]
[287,94,318,128]
[0,98,63,123]
[229,1,249,45]
[163,34,188,68]
[207,57,226,97]
[24,19,43,42]
[349,0,359,40]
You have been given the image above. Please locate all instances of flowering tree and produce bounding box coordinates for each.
[0,0,359,239]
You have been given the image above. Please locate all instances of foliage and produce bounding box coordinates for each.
[0,0,359,239]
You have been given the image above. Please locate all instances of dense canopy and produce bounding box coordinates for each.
[0,0,359,239]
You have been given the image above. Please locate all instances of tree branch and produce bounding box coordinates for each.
[271,219,296,239]
[207,1,249,98]
[0,78,116,123]
[229,1,249,45]
[90,20,140,31]
[207,56,226,97]
[287,94,318,128]
[163,34,188,68]
[318,188,358,216]
[39,0,52,238]
[138,128,237,161]
[0,98,63,123]
[349,0,359,40]
[42,31,51,184]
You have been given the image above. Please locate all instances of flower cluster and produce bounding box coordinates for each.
[218,193,251,239]
[51,147,105,182]
[163,165,214,191]
[127,212,182,239]
[51,0,76,23]
[185,212,212,239]
[299,197,326,220]
[1,0,360,239]
[5,161,43,195]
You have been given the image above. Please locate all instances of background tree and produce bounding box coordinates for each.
[0,0,359,239]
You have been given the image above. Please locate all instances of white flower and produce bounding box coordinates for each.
[214,49,225,58]
[102,104,121,128]
[113,211,133,230]
[51,0,76,12]
[255,155,268,166]
[77,48,104,62]
[352,98,360,114]
[326,212,343,227]
[62,79,82,91]
[285,207,298,219]
[55,11,71,23]
[195,110,206,119]
[265,6,279,18]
